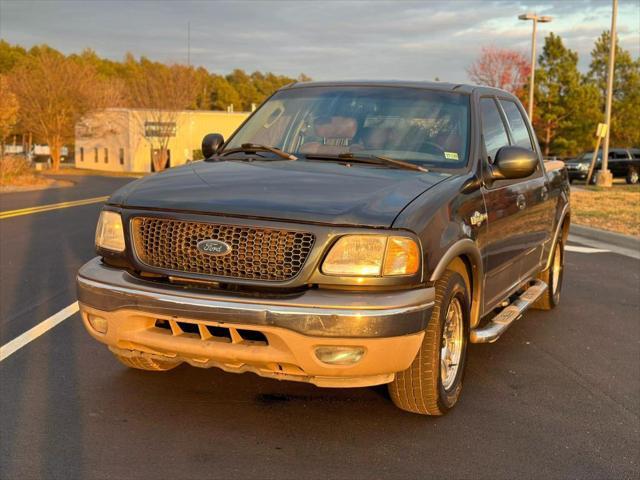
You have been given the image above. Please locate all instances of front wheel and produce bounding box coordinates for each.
[388,270,470,415]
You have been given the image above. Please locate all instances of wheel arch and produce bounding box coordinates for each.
[544,204,570,271]
[429,239,483,329]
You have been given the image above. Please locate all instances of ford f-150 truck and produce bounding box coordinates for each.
[77,81,570,415]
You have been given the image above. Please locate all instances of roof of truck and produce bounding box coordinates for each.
[282,80,510,96]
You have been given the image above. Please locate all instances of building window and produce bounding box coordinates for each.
[119,148,124,165]
[94,147,98,163]
[104,148,109,163]
[80,147,84,162]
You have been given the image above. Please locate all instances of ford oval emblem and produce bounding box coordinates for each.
[196,239,231,256]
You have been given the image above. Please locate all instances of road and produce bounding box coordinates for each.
[1,175,638,480]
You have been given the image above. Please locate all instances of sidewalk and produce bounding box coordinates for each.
[570,224,640,259]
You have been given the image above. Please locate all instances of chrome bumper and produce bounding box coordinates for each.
[77,257,434,338]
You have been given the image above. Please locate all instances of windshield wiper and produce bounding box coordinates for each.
[305,153,427,172]
[219,143,298,161]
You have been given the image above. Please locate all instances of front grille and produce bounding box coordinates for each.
[131,217,315,282]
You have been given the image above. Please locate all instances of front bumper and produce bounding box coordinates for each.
[77,258,433,387]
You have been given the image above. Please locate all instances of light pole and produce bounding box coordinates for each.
[598,0,618,187]
[518,13,552,121]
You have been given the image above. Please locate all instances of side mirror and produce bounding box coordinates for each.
[202,133,225,159]
[492,146,538,180]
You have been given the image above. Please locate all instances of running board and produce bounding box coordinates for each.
[470,280,548,344]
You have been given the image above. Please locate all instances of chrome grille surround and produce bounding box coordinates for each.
[131,217,315,282]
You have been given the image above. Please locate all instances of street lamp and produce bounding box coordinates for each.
[518,13,552,121]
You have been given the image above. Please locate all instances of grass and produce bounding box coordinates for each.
[0,155,52,188]
[571,184,640,237]
[48,166,144,178]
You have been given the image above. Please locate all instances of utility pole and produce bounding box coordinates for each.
[597,0,617,187]
[518,13,552,121]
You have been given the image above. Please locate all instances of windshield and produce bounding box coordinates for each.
[224,86,470,170]
[580,152,602,161]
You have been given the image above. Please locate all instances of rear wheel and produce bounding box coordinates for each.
[388,270,469,415]
[533,237,564,310]
[113,353,181,371]
[626,167,639,185]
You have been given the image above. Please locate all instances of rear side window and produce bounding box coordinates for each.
[499,100,533,150]
[480,98,509,162]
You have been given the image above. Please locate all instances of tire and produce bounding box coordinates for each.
[589,172,598,185]
[532,236,564,310]
[113,353,181,371]
[626,167,639,185]
[388,270,470,415]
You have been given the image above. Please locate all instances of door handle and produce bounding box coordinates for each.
[516,194,526,210]
[541,186,549,201]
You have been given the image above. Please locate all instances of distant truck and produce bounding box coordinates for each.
[565,148,640,184]
[31,145,70,164]
[78,81,570,415]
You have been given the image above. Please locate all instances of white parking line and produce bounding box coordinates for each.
[565,245,611,254]
[0,301,79,362]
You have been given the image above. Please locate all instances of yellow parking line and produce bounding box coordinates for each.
[0,196,109,220]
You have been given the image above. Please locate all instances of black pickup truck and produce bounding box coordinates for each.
[77,81,570,415]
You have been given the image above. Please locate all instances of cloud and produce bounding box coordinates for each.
[0,0,638,83]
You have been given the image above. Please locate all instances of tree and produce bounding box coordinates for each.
[226,69,261,111]
[588,31,640,147]
[467,46,530,97]
[210,75,241,111]
[125,59,198,171]
[533,33,600,157]
[10,50,123,170]
[0,75,19,158]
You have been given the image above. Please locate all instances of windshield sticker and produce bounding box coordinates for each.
[444,152,459,160]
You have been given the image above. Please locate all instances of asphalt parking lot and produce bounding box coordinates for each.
[1,175,638,480]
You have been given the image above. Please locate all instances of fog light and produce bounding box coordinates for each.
[88,314,108,334]
[314,346,365,365]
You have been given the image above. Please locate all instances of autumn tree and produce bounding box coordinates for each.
[467,46,530,98]
[125,59,198,171]
[588,31,640,147]
[0,75,19,158]
[10,50,123,170]
[209,74,242,111]
[533,33,600,157]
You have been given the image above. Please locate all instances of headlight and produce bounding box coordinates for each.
[322,235,420,277]
[95,210,125,252]
[579,163,589,171]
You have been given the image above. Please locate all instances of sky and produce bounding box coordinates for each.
[0,0,638,83]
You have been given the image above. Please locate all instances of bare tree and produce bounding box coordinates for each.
[9,51,123,170]
[467,46,530,98]
[126,62,197,171]
[0,75,19,159]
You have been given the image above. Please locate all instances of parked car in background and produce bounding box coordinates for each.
[565,148,640,184]
[78,81,570,415]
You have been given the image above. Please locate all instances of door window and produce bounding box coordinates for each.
[499,100,533,150]
[480,98,509,163]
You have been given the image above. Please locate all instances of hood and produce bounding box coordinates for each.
[109,159,449,227]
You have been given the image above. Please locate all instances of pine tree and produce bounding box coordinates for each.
[534,33,600,157]
[588,31,640,147]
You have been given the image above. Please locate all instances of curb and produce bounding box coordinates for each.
[570,224,640,252]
